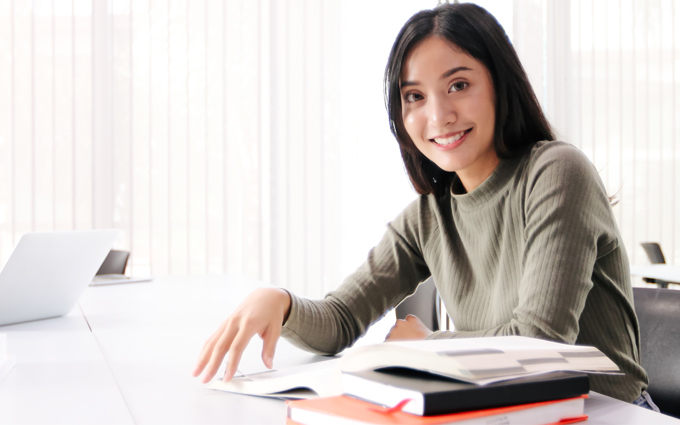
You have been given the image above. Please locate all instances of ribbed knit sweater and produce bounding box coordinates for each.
[281,140,648,402]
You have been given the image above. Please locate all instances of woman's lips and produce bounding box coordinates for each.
[430,128,472,151]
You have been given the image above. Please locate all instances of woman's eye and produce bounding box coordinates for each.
[449,81,468,92]
[405,93,423,103]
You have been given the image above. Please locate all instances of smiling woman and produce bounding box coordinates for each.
[399,36,498,192]
[384,3,553,197]
[194,2,657,412]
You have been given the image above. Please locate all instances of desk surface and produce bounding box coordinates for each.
[630,264,680,282]
[1,275,679,424]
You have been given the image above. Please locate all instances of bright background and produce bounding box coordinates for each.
[0,0,677,297]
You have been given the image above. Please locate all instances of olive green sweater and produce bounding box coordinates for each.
[281,141,648,402]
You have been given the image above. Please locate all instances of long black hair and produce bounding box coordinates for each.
[385,3,555,196]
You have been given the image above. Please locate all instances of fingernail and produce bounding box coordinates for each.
[265,355,273,368]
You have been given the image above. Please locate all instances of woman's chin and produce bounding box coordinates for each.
[432,160,465,173]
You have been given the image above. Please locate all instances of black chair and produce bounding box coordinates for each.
[96,250,130,275]
[640,242,666,264]
[633,287,680,418]
[639,242,675,288]
[395,277,440,331]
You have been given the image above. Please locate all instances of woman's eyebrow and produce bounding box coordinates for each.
[400,66,473,89]
[441,66,472,79]
[400,80,419,89]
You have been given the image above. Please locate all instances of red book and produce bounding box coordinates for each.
[286,394,588,425]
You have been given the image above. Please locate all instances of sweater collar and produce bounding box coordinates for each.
[449,155,523,210]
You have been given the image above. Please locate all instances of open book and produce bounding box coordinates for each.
[210,359,342,399]
[209,336,619,399]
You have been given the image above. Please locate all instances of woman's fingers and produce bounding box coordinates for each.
[193,288,290,383]
[261,321,282,369]
[201,323,240,383]
[223,329,255,382]
[385,315,432,341]
[192,321,227,377]
[384,319,401,341]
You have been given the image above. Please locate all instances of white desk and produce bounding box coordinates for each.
[0,308,134,424]
[630,264,680,283]
[1,274,679,424]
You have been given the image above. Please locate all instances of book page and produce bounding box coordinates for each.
[339,336,619,385]
[208,358,342,399]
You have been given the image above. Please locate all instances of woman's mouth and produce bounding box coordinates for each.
[430,128,472,149]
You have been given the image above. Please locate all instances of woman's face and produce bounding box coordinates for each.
[400,36,499,192]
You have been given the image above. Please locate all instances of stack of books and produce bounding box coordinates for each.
[210,336,619,425]
[286,370,589,425]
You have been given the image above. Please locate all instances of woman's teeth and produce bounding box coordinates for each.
[433,129,469,146]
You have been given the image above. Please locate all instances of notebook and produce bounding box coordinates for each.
[286,394,588,425]
[0,230,118,326]
[342,368,589,416]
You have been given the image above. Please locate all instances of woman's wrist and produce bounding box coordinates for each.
[277,288,292,325]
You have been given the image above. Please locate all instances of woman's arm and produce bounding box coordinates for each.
[281,197,435,354]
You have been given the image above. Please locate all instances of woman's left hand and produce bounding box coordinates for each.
[385,314,433,341]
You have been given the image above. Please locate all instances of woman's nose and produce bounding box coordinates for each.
[427,95,456,128]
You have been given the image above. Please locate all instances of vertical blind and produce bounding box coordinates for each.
[562,0,678,267]
[510,0,679,268]
[0,0,678,298]
[0,0,431,299]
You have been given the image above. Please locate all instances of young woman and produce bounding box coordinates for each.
[194,3,656,409]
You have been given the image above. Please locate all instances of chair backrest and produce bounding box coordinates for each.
[640,242,666,264]
[633,287,680,418]
[395,277,440,331]
[96,250,130,275]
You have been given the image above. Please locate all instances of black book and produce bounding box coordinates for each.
[342,368,589,416]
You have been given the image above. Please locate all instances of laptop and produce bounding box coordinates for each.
[0,230,118,326]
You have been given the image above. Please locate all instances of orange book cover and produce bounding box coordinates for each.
[286,394,588,425]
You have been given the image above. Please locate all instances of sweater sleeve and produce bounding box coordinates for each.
[429,143,618,342]
[281,197,433,355]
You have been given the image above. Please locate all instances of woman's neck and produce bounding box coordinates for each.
[456,154,501,193]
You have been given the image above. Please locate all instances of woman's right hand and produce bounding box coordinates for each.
[192,287,292,384]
